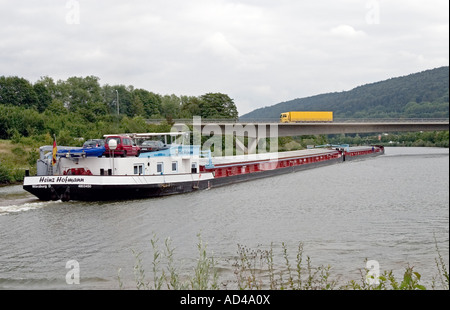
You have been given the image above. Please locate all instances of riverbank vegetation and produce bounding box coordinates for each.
[117,235,449,290]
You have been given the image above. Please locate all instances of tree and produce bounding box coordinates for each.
[62,76,103,112]
[0,76,38,109]
[180,95,202,118]
[35,76,58,99]
[33,83,52,113]
[0,105,44,139]
[130,94,145,117]
[133,89,162,118]
[44,99,68,115]
[115,85,134,116]
[101,84,134,116]
[161,94,182,119]
[199,93,239,119]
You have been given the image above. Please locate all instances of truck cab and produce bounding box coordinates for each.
[280,113,289,123]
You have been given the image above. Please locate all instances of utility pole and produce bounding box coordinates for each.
[115,89,119,115]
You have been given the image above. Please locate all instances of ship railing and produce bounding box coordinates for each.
[200,150,215,169]
[314,144,350,152]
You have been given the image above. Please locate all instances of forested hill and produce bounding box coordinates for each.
[241,66,449,120]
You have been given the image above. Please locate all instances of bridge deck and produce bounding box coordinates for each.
[170,120,448,137]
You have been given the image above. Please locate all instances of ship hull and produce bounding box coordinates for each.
[23,147,384,202]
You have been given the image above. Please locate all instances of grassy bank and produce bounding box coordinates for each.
[0,139,41,184]
[118,235,449,290]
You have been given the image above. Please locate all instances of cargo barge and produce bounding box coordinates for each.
[23,140,384,202]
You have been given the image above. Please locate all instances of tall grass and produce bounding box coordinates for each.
[118,234,219,290]
[232,242,337,290]
[117,235,449,290]
[432,234,449,290]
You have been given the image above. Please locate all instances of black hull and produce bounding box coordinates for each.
[23,150,383,202]
[24,182,199,202]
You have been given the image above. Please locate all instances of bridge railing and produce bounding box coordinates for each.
[324,118,449,123]
[146,118,449,124]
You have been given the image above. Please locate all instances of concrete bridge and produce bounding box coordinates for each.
[169,118,449,153]
[170,118,449,137]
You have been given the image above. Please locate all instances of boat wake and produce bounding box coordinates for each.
[0,199,61,216]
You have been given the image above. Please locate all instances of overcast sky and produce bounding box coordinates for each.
[0,0,448,115]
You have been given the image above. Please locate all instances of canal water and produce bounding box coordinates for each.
[0,147,448,290]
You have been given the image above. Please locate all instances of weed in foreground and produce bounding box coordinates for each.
[117,235,448,290]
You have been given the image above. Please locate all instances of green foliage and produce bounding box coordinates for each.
[432,235,449,290]
[0,163,11,183]
[0,105,45,139]
[0,75,239,145]
[199,93,239,119]
[118,234,218,290]
[133,88,162,118]
[345,262,427,290]
[119,116,152,134]
[0,76,38,109]
[118,235,449,290]
[234,242,337,290]
[328,131,449,148]
[33,82,52,113]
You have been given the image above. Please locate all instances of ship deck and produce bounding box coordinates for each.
[200,148,340,167]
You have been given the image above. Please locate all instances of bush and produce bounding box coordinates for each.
[0,163,11,183]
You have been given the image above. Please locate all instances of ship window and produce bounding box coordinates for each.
[157,162,164,173]
[172,161,178,172]
[134,164,144,175]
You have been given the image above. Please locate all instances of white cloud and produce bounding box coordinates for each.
[202,32,242,60]
[330,25,366,37]
[0,0,448,115]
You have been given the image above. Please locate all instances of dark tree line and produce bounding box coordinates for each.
[0,75,239,141]
[0,75,238,120]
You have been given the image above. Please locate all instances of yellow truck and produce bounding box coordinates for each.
[280,111,333,123]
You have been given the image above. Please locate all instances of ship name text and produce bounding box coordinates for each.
[39,176,85,183]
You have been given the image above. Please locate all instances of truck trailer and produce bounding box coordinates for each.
[280,111,333,123]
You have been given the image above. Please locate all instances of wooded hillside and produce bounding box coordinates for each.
[241,66,449,120]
